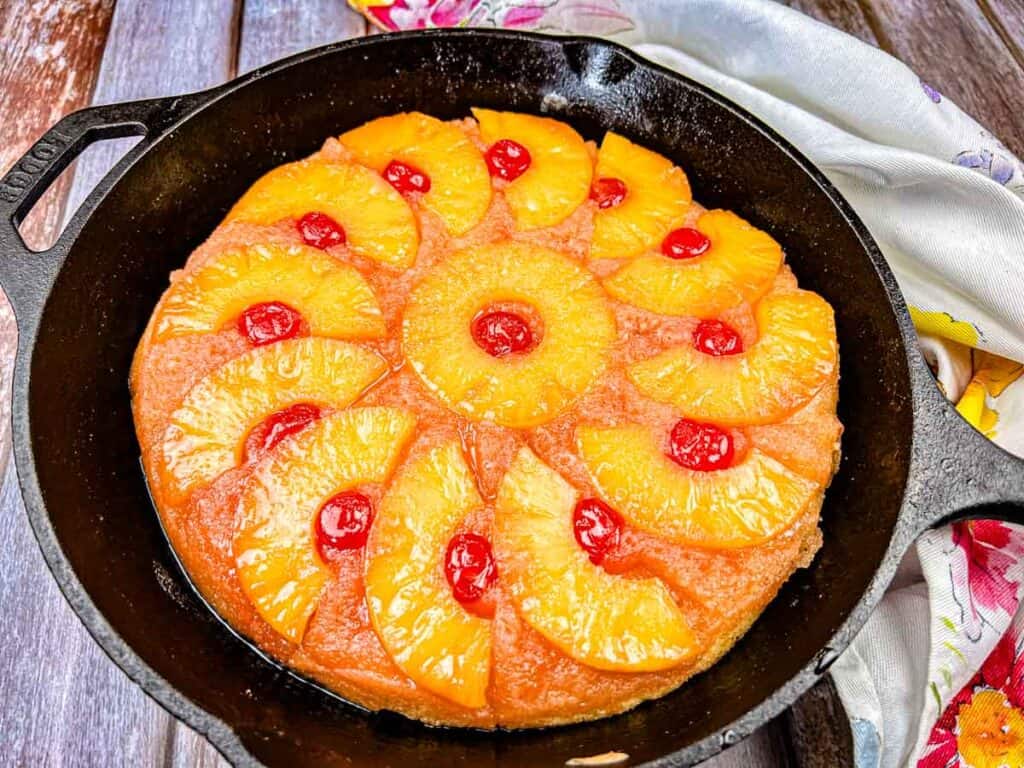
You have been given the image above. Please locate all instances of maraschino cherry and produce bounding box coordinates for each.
[242,403,321,463]
[297,211,346,249]
[471,311,533,357]
[667,418,735,472]
[444,533,498,604]
[237,301,304,346]
[573,498,624,565]
[316,491,375,557]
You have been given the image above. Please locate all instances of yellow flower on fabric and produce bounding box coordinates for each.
[956,689,1024,768]
[348,0,394,12]
[955,351,1024,437]
[909,306,980,347]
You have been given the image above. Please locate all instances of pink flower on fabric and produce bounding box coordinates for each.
[365,0,484,31]
[952,520,1024,623]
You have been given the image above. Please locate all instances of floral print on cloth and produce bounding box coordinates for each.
[918,524,1024,768]
[348,0,635,35]
[345,1,1024,766]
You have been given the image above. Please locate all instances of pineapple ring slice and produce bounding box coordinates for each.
[224,158,419,269]
[159,338,387,502]
[152,243,385,343]
[472,108,593,230]
[235,407,416,644]
[340,112,492,236]
[402,241,616,428]
[365,441,491,709]
[577,426,821,548]
[604,210,783,316]
[590,132,692,261]
[628,290,838,426]
[495,447,698,671]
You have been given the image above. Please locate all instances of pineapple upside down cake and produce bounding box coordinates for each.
[131,109,842,728]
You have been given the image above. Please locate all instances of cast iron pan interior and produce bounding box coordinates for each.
[11,31,921,767]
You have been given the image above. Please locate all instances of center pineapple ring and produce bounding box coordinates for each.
[403,241,615,429]
[133,110,841,729]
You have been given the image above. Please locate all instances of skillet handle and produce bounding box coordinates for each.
[901,356,1024,538]
[0,95,202,318]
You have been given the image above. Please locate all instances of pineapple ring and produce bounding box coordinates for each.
[340,112,492,236]
[402,241,616,428]
[590,132,692,261]
[628,289,838,425]
[604,210,784,316]
[365,441,491,709]
[577,425,821,548]
[472,108,593,230]
[235,407,417,644]
[159,338,387,502]
[495,448,698,671]
[224,158,419,269]
[151,243,385,343]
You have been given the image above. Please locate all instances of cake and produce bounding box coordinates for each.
[130,110,841,728]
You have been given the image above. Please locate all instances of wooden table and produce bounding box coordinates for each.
[1,1,1022,765]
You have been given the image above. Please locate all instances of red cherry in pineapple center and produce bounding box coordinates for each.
[590,177,627,209]
[445,533,498,604]
[668,419,735,472]
[471,310,534,357]
[693,319,744,356]
[662,227,710,259]
[237,301,304,346]
[485,139,531,181]
[384,159,431,194]
[297,211,346,249]
[573,498,624,565]
[242,402,321,463]
[316,491,374,556]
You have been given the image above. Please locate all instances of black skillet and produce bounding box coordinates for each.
[1,29,1023,768]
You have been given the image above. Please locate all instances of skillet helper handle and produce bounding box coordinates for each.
[0,96,194,315]
[902,360,1024,538]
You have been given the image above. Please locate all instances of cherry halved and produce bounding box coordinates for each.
[693,319,744,356]
[316,491,374,557]
[242,403,322,464]
[444,533,498,605]
[297,211,346,249]
[384,159,431,195]
[485,139,531,181]
[590,177,627,209]
[667,419,735,472]
[573,498,624,565]
[237,301,304,346]
[662,227,710,259]
[471,310,533,358]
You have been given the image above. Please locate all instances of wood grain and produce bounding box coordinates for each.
[860,0,1024,157]
[787,679,856,768]
[783,0,879,45]
[978,0,1024,69]
[0,0,115,249]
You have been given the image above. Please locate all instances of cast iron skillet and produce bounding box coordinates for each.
[1,29,1022,768]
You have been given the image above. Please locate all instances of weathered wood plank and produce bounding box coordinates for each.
[787,679,856,768]
[0,2,240,767]
[63,0,241,217]
[783,0,879,46]
[238,0,367,74]
[860,0,1024,157]
[702,717,795,768]
[978,0,1024,71]
[0,0,115,248]
[0,3,172,768]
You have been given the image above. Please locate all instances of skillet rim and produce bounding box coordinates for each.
[8,27,920,768]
